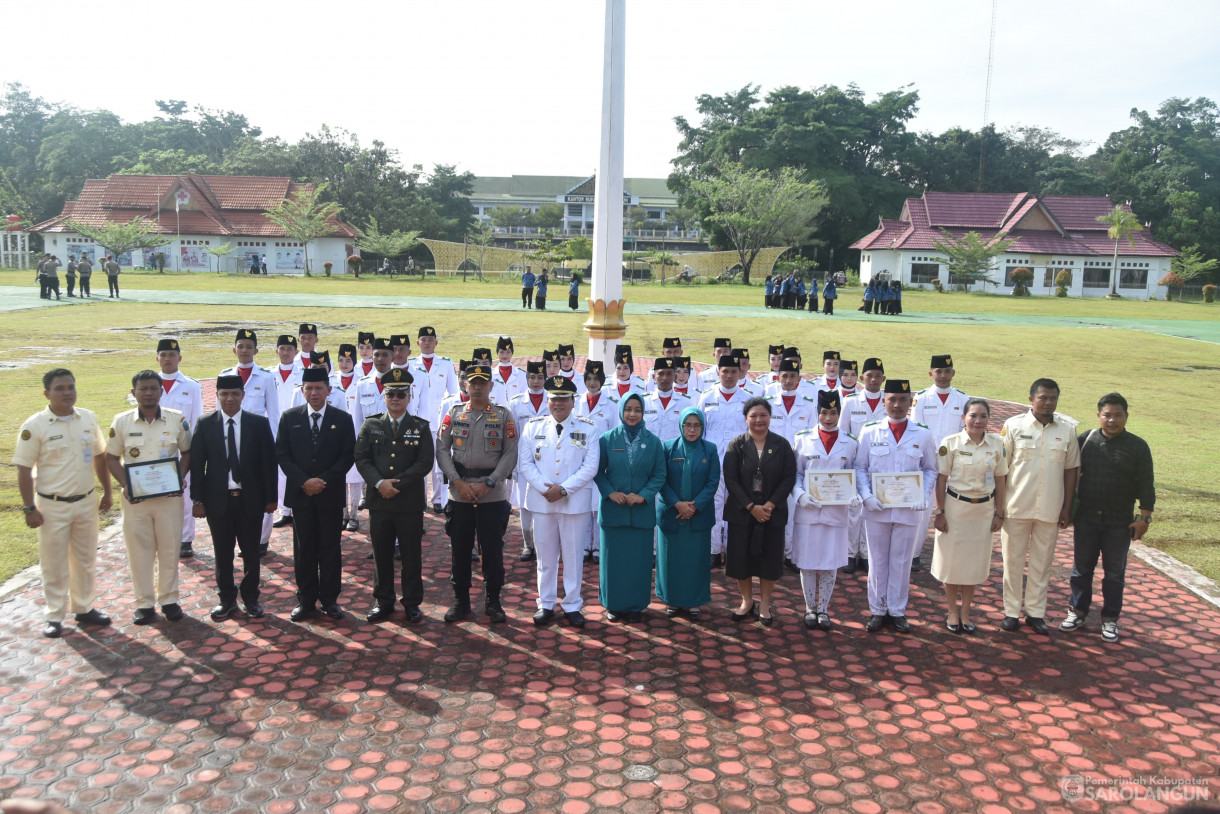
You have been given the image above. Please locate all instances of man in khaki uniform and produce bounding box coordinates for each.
[106,370,192,625]
[999,378,1079,634]
[14,368,115,638]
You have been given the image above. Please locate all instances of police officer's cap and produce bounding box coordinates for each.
[545,375,577,397]
[862,357,884,373]
[466,364,491,382]
[156,338,180,353]
[884,379,911,394]
[277,334,297,348]
[384,367,413,386]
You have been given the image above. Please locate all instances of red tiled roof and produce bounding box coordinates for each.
[852,192,1177,259]
[32,174,356,239]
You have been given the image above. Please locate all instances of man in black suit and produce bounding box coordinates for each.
[190,375,278,620]
[276,367,356,621]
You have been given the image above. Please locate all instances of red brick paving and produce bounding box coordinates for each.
[2,400,1219,813]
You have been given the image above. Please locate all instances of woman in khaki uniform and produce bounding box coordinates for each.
[932,398,1008,634]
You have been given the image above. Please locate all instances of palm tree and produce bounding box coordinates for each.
[1096,204,1143,297]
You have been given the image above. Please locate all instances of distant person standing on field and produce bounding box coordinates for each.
[521,267,536,309]
[822,276,837,316]
[104,255,121,298]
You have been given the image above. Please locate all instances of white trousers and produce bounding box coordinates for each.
[429,464,445,507]
[533,512,589,612]
[863,519,922,616]
[711,479,727,555]
[180,475,195,543]
[847,501,867,558]
[277,469,291,518]
[783,492,797,558]
[36,494,100,621]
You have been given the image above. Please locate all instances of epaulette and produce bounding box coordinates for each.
[801,395,815,402]
[916,422,929,429]
[574,416,594,425]
[795,428,813,435]
[863,420,881,428]
[846,431,857,441]
[526,415,548,423]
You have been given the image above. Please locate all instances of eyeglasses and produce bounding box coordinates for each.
[384,391,409,399]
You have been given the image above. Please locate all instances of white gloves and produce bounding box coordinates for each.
[848,495,862,508]
[797,493,821,509]
[911,501,929,512]
[863,497,883,512]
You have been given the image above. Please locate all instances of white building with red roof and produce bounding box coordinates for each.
[850,192,1178,300]
[32,174,358,274]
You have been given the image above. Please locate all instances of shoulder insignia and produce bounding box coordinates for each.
[846,432,857,441]
[505,418,516,439]
[20,429,31,441]
[801,395,815,402]
[863,420,880,428]
[795,428,812,435]
[575,416,594,425]
[527,415,548,423]
[939,445,948,456]
[1000,425,1007,437]
[916,422,929,429]
[109,427,116,438]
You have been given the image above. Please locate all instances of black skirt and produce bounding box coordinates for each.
[725,521,785,580]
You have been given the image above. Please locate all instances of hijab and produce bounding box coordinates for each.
[619,393,645,441]
[676,405,706,501]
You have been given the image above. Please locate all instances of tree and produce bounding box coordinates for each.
[355,216,420,270]
[263,182,343,277]
[648,250,679,285]
[1170,244,1219,300]
[929,230,1017,291]
[488,206,530,230]
[684,161,825,283]
[204,241,235,273]
[463,221,496,281]
[528,202,564,229]
[65,217,164,267]
[1096,205,1143,297]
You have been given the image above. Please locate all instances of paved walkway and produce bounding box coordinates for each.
[3,286,1218,344]
[2,400,1218,813]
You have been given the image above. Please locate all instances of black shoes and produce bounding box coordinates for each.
[210,603,237,621]
[290,604,315,622]
[322,603,344,620]
[404,605,423,624]
[533,608,555,626]
[892,616,911,634]
[759,611,775,627]
[730,602,758,622]
[608,611,625,622]
[273,516,292,528]
[1026,617,1050,635]
[43,621,63,638]
[866,614,886,632]
[564,611,586,628]
[258,542,270,558]
[444,601,472,623]
[960,622,976,635]
[910,556,922,573]
[1000,616,1020,632]
[134,607,157,625]
[367,605,393,623]
[245,602,265,618]
[161,603,184,622]
[710,553,724,569]
[803,612,818,629]
[783,558,799,574]
[180,542,194,558]
[519,546,536,562]
[946,621,962,634]
[840,556,859,575]
[485,599,506,624]
[75,609,111,626]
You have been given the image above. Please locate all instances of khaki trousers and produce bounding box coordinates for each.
[36,494,100,622]
[1001,518,1059,619]
[121,494,183,608]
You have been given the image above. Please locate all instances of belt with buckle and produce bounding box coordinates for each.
[946,487,993,504]
[37,489,94,503]
[227,489,243,497]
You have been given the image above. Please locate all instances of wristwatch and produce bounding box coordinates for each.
[932,508,945,516]
[559,487,568,497]
[1138,515,1153,524]
[484,477,496,488]
[21,505,36,514]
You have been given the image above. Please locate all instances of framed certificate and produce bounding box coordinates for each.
[872,472,924,508]
[125,458,183,500]
[805,470,855,506]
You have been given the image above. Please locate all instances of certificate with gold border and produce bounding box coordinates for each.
[805,470,855,506]
[125,458,182,500]
[872,472,924,508]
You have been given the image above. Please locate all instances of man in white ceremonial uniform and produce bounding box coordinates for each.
[148,338,204,559]
[734,349,763,398]
[853,379,938,634]
[509,361,551,561]
[838,357,887,574]
[811,350,842,393]
[490,336,527,407]
[697,354,752,568]
[291,351,346,411]
[767,359,818,569]
[271,334,304,529]
[220,328,281,553]
[411,326,460,511]
[659,336,684,360]
[695,338,733,394]
[388,333,431,423]
[607,345,649,401]
[574,360,619,562]
[352,337,394,428]
[15,368,114,638]
[642,357,690,443]
[556,344,588,396]
[293,323,319,371]
[517,376,600,629]
[764,348,818,400]
[911,353,970,572]
[333,344,365,531]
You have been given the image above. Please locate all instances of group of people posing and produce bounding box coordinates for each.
[34,252,122,300]
[16,329,1153,646]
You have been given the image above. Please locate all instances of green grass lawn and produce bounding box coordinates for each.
[0,278,1216,588]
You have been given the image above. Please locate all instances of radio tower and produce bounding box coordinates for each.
[979,0,998,190]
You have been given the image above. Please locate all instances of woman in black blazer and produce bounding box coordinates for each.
[723,397,797,626]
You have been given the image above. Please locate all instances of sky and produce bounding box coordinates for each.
[4,0,1219,181]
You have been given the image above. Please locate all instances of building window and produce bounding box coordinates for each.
[910,263,940,284]
[1083,265,1110,289]
[1003,265,1034,287]
[1120,267,1148,289]
[567,204,582,217]
[1044,266,1071,287]
[645,210,662,220]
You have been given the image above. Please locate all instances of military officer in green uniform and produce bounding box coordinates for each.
[353,368,435,624]
[435,359,519,624]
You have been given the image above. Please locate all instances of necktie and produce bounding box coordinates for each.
[392,416,400,435]
[311,412,321,444]
[227,418,240,483]
[556,422,564,437]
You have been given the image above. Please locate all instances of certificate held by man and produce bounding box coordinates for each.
[872,471,924,508]
[805,470,855,506]
[125,458,183,501]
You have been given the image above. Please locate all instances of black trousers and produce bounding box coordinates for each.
[107,276,120,296]
[1070,517,1131,620]
[66,274,76,296]
[79,275,91,296]
[290,499,344,606]
[445,500,509,599]
[863,300,873,314]
[369,509,424,608]
[207,494,264,604]
[521,287,533,308]
[42,276,59,298]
